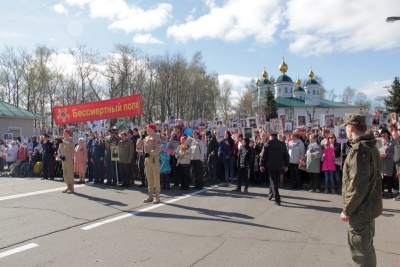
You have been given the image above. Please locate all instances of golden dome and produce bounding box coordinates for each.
[256,78,260,85]
[308,68,314,79]
[262,68,268,79]
[279,58,288,74]
[295,77,301,86]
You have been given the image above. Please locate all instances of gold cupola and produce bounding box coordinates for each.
[308,68,314,79]
[295,77,301,86]
[279,57,288,74]
[256,78,260,86]
[262,68,268,79]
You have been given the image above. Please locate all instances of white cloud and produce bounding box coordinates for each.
[65,0,172,33]
[132,34,164,44]
[185,7,196,22]
[359,80,392,98]
[219,74,253,89]
[284,0,400,55]
[167,0,282,43]
[53,4,68,15]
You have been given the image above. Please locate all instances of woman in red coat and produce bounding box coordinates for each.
[74,138,88,183]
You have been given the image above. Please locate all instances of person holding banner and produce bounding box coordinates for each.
[59,129,75,193]
[141,124,162,204]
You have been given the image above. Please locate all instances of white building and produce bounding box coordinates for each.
[252,58,360,128]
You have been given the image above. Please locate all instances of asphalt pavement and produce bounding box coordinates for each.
[0,176,399,267]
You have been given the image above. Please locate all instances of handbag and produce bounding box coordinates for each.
[298,158,306,171]
[2,154,6,160]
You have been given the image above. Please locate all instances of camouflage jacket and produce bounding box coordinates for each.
[342,131,382,221]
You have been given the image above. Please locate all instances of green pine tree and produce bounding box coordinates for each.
[384,77,400,113]
[263,89,278,121]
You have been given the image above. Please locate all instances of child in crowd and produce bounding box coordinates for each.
[236,138,253,193]
[321,142,336,193]
[159,141,171,190]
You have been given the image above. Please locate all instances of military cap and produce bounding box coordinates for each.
[267,129,278,136]
[43,133,50,138]
[340,114,366,127]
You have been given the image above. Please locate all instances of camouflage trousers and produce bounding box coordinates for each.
[347,219,376,267]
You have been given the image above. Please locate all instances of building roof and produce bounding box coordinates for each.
[293,86,305,92]
[306,79,319,85]
[262,78,271,85]
[275,97,356,108]
[276,74,293,83]
[0,100,42,119]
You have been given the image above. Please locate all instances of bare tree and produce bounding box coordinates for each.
[218,79,232,121]
[69,43,101,102]
[340,86,356,104]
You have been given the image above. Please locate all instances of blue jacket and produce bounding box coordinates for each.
[159,150,171,174]
[218,139,234,158]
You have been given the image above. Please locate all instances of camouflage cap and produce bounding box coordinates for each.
[340,114,367,127]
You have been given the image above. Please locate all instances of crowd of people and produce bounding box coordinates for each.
[0,119,399,203]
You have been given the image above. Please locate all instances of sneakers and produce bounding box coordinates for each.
[152,199,161,204]
[324,190,329,193]
[316,189,321,193]
[393,190,399,195]
[394,196,400,201]
[332,190,336,194]
[309,189,316,192]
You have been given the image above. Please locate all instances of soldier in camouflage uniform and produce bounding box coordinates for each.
[341,114,382,267]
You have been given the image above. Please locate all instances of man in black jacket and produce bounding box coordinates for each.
[260,129,289,205]
[41,134,55,180]
[206,131,219,181]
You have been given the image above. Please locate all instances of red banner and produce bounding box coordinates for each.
[53,94,142,125]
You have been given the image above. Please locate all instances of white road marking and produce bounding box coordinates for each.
[81,186,219,230]
[0,243,38,259]
[0,184,86,201]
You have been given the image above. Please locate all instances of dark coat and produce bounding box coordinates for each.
[218,139,234,158]
[206,135,219,158]
[260,137,289,171]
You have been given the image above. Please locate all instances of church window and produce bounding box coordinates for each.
[285,87,287,93]
[313,90,315,95]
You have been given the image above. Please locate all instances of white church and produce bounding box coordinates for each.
[252,57,361,128]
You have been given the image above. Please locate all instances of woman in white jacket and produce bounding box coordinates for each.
[287,130,305,189]
[5,141,19,171]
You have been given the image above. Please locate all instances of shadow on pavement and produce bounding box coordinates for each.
[282,200,342,213]
[135,211,299,233]
[73,192,128,207]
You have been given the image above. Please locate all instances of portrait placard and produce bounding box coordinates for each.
[111,145,119,161]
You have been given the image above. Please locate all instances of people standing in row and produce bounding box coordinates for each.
[41,134,55,180]
[105,129,119,186]
[59,129,75,194]
[118,132,134,188]
[86,131,95,182]
[218,131,235,183]
[205,130,219,181]
[191,131,206,189]
[90,131,105,184]
[74,138,87,184]
[287,130,305,189]
[175,136,192,191]
[306,134,322,193]
[236,137,253,193]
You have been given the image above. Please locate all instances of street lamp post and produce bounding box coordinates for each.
[386,16,400,23]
